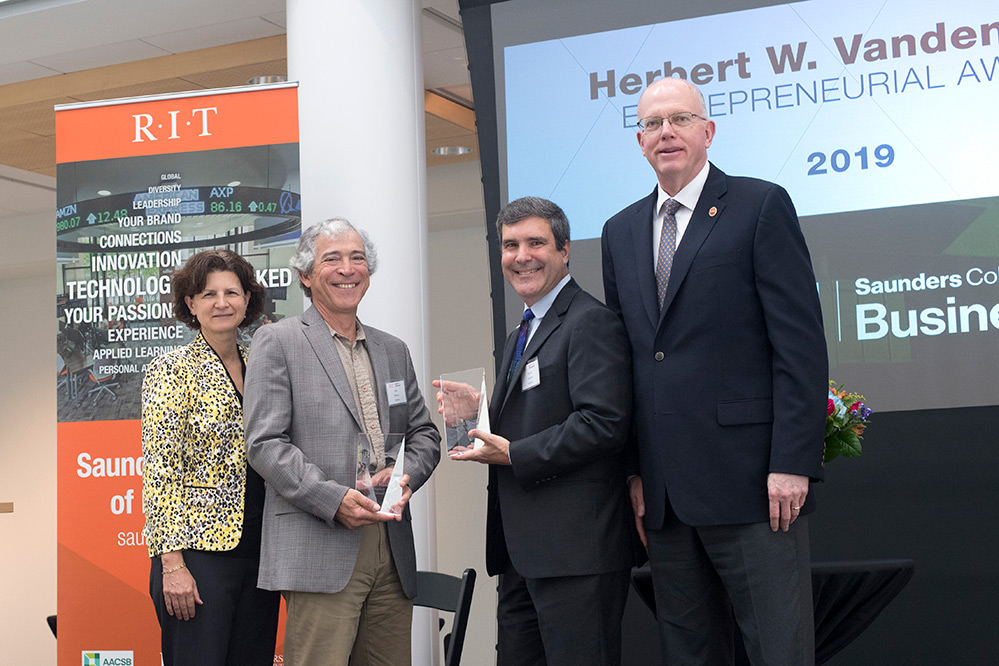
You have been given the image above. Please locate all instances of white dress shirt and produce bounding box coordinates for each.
[652,161,711,269]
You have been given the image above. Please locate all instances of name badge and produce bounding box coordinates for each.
[386,380,406,406]
[521,358,541,391]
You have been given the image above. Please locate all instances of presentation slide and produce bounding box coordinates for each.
[505,0,998,234]
[489,0,999,412]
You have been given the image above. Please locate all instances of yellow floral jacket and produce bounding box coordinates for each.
[141,333,249,557]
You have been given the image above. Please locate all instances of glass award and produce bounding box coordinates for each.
[439,367,491,452]
[379,437,406,516]
[356,433,406,514]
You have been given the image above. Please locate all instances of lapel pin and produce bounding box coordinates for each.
[708,206,718,217]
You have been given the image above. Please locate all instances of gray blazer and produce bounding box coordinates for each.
[244,306,440,596]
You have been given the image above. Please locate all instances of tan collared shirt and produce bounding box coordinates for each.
[329,320,385,469]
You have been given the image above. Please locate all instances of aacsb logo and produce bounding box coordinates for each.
[82,651,134,666]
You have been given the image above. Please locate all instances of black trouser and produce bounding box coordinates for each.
[496,563,630,666]
[646,511,814,666]
[149,550,280,666]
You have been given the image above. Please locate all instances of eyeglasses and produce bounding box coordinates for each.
[637,112,706,133]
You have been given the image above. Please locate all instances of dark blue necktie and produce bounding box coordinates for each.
[507,308,535,383]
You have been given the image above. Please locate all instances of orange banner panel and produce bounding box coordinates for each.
[56,86,299,164]
[58,420,147,593]
[58,545,161,666]
[57,420,158,665]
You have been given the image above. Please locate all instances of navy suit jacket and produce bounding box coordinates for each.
[485,278,635,578]
[601,164,828,529]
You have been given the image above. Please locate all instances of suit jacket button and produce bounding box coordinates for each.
[654,351,665,361]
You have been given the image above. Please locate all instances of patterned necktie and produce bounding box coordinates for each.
[656,198,682,309]
[507,308,535,383]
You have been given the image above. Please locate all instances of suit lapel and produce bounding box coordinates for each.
[490,328,517,422]
[499,280,578,413]
[628,189,661,329]
[658,165,727,324]
[301,306,363,430]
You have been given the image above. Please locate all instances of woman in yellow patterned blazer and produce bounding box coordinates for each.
[142,249,277,666]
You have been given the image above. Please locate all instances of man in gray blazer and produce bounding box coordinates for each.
[446,197,634,666]
[244,218,440,666]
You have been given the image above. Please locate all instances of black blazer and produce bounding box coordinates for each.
[485,279,635,578]
[601,164,828,529]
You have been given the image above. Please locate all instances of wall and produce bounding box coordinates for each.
[0,208,58,664]
[426,162,497,666]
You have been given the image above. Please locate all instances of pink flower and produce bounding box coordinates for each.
[827,398,835,416]
[849,402,860,412]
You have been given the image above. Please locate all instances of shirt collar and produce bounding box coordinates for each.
[656,161,711,215]
[327,318,366,344]
[524,273,571,320]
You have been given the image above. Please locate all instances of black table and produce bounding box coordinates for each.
[631,559,915,665]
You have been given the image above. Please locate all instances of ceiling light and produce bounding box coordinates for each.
[247,76,288,85]
[97,189,111,196]
[432,146,472,156]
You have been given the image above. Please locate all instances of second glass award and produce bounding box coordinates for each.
[439,367,491,452]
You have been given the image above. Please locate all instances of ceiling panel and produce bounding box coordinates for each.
[0,0,287,64]
[427,115,474,141]
[0,60,61,87]
[439,83,474,106]
[30,40,172,74]
[423,46,469,90]
[3,135,56,172]
[3,98,76,136]
[0,126,41,143]
[142,17,286,53]
[423,14,465,53]
[71,78,208,103]
[261,11,287,29]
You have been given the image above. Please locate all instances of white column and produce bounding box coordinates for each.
[287,1,437,663]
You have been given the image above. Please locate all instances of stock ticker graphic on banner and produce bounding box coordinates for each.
[55,83,301,666]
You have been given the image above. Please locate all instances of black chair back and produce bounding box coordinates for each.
[414,568,476,666]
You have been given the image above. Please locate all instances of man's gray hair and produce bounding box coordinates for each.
[495,196,571,251]
[289,217,378,297]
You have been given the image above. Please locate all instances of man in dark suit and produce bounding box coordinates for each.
[601,77,828,666]
[447,196,634,666]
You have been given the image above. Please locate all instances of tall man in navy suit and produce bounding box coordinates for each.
[602,77,828,666]
[447,197,634,666]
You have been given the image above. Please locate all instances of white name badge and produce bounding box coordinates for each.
[521,357,541,391]
[386,380,406,406]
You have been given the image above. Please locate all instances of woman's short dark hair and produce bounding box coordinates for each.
[171,249,265,330]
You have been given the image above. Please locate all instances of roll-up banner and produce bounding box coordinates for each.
[55,83,301,666]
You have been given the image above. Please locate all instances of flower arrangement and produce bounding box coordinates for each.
[825,381,872,463]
